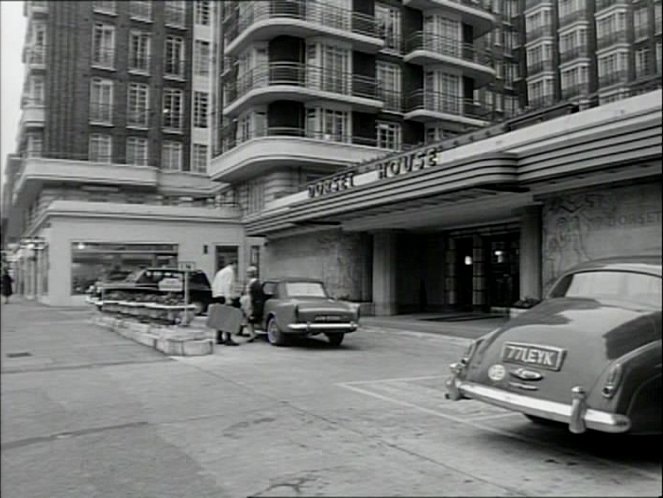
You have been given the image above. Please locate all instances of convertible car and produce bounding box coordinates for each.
[256,278,360,346]
[446,255,662,434]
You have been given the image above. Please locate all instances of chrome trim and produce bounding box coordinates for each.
[569,385,587,434]
[450,380,631,433]
[288,322,357,331]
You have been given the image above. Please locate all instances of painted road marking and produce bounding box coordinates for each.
[337,381,661,481]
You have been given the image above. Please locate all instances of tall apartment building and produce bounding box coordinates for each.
[4,0,245,306]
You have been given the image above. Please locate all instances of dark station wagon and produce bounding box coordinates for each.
[254,277,360,347]
[446,255,662,435]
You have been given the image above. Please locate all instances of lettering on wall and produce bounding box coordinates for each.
[308,172,355,199]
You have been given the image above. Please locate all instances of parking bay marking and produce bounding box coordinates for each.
[336,381,661,481]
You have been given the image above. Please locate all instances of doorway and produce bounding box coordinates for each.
[485,234,520,308]
[454,237,474,311]
[215,246,238,273]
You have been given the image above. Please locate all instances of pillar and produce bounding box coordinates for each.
[519,205,542,300]
[372,231,397,316]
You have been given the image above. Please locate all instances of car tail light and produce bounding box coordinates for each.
[602,363,623,398]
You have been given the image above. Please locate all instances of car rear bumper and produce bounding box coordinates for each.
[446,378,631,434]
[286,322,357,333]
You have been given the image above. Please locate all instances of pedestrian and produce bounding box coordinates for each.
[2,270,14,304]
[211,260,239,346]
[239,266,263,343]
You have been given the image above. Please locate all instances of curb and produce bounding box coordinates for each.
[91,314,214,356]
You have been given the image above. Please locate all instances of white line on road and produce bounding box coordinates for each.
[337,382,661,481]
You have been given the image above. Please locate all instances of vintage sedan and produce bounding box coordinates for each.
[256,278,360,346]
[446,255,661,434]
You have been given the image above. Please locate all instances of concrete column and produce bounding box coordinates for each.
[519,205,542,300]
[372,231,397,316]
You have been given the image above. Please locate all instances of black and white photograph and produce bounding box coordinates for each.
[1,0,661,496]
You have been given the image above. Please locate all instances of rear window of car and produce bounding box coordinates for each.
[550,270,662,308]
[285,282,327,298]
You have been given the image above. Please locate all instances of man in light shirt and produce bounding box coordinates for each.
[211,260,239,345]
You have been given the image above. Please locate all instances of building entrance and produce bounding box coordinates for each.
[454,237,474,311]
[485,234,520,308]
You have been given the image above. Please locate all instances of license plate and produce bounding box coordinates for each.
[501,342,566,371]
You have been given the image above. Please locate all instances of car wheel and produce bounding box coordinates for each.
[326,333,344,346]
[267,318,287,346]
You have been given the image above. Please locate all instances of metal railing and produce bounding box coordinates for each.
[597,32,628,49]
[405,90,492,120]
[599,69,629,87]
[91,48,115,69]
[404,32,494,67]
[224,62,381,104]
[526,25,553,41]
[377,88,403,112]
[126,108,149,127]
[528,60,555,74]
[562,82,589,98]
[225,0,381,43]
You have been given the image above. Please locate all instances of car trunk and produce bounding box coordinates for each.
[466,298,659,404]
[292,298,355,322]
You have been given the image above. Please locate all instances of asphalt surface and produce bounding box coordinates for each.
[1,299,661,497]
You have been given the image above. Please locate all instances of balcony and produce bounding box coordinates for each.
[212,125,388,183]
[224,0,384,56]
[404,32,495,86]
[23,45,46,67]
[404,90,492,126]
[402,0,495,37]
[599,69,629,87]
[596,0,628,13]
[597,32,629,50]
[527,60,555,74]
[560,46,591,64]
[223,62,383,116]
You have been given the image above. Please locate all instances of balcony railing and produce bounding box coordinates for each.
[404,32,494,66]
[89,103,113,124]
[405,90,492,120]
[377,88,403,112]
[597,32,628,49]
[225,0,380,44]
[220,124,400,153]
[560,46,590,63]
[599,69,629,87]
[224,62,380,105]
[528,60,555,74]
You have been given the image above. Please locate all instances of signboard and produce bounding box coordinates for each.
[158,277,183,292]
[178,261,196,271]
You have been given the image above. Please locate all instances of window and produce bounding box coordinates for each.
[375,3,401,52]
[376,61,401,111]
[28,75,45,104]
[162,88,183,130]
[424,14,462,56]
[129,0,151,20]
[527,41,554,71]
[561,64,589,95]
[26,134,43,157]
[127,83,149,127]
[425,70,461,113]
[126,137,148,165]
[164,0,186,26]
[192,144,207,173]
[504,95,520,117]
[635,47,651,78]
[307,43,350,93]
[92,1,116,14]
[90,78,113,123]
[527,77,554,105]
[558,0,585,19]
[165,36,184,77]
[194,40,210,76]
[598,50,628,85]
[194,0,210,25]
[525,8,552,37]
[657,41,662,72]
[92,23,115,68]
[89,134,112,163]
[306,107,350,142]
[596,10,627,46]
[633,6,649,40]
[656,3,662,33]
[193,91,208,128]
[129,31,150,72]
[162,141,183,170]
[377,121,401,150]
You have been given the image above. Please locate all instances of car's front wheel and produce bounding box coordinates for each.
[325,333,344,346]
[267,318,287,346]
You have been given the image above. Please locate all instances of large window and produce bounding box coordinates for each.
[377,62,401,111]
[162,88,183,130]
[307,43,350,94]
[89,134,112,163]
[635,47,651,78]
[70,242,178,295]
[376,121,401,150]
[598,50,628,85]
[90,78,113,124]
[306,107,350,142]
[194,40,210,76]
[192,144,207,173]
[375,3,401,52]
[165,0,186,26]
[193,91,208,128]
[129,31,150,72]
[527,77,554,105]
[126,137,148,165]
[129,0,151,20]
[633,6,649,39]
[127,83,149,127]
[26,133,43,157]
[28,75,45,104]
[162,141,183,170]
[561,64,589,96]
[164,36,185,77]
[92,23,115,68]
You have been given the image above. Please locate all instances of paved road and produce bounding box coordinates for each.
[2,301,661,497]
